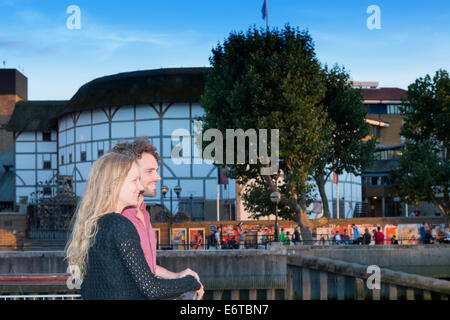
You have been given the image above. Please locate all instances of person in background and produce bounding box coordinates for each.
[352,224,360,245]
[423,229,434,244]
[215,227,222,249]
[342,230,350,245]
[293,226,302,246]
[238,222,245,248]
[443,228,450,244]
[284,232,291,246]
[279,228,286,244]
[333,231,342,245]
[374,227,385,245]
[363,229,371,245]
[419,222,428,243]
[232,225,240,249]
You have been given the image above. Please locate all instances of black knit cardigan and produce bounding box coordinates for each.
[80,213,200,300]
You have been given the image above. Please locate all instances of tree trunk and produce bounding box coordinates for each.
[315,171,331,219]
[297,194,313,243]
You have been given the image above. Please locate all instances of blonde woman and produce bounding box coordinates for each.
[65,153,200,299]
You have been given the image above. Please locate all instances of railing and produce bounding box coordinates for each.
[1,248,449,300]
[2,236,449,252]
[286,253,450,300]
[0,273,80,300]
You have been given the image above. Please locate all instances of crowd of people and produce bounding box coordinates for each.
[328,223,450,245]
[208,222,450,248]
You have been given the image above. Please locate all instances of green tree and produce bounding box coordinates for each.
[390,69,450,217]
[313,65,375,219]
[200,26,333,240]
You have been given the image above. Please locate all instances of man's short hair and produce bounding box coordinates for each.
[111,137,161,163]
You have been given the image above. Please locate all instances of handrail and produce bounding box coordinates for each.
[287,253,450,295]
[0,273,70,286]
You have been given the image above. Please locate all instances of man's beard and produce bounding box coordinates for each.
[144,189,157,197]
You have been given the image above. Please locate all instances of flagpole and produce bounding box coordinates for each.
[266,0,269,31]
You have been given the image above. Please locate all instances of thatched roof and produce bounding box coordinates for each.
[6,100,67,132]
[64,67,209,114]
[6,68,210,132]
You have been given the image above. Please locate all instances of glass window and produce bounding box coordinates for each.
[43,131,51,141]
[43,161,51,169]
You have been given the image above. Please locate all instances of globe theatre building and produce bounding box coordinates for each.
[7,67,362,220]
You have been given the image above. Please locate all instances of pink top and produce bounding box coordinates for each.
[121,202,157,274]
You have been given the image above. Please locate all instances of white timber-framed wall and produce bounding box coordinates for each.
[57,102,236,218]
[14,130,58,203]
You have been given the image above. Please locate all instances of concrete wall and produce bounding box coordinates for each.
[288,245,450,279]
[0,245,448,285]
[0,248,287,290]
[0,251,67,274]
[156,248,286,290]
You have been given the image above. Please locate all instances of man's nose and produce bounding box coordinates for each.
[155,172,161,181]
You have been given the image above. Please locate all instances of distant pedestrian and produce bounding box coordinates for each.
[419,222,427,243]
[443,228,450,244]
[363,229,371,245]
[238,222,245,248]
[374,227,385,245]
[423,229,434,244]
[292,226,302,246]
[342,230,350,245]
[284,232,291,245]
[215,227,222,249]
[279,228,286,244]
[352,224,360,244]
[333,231,342,245]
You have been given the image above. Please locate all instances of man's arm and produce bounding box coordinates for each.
[155,265,179,279]
[155,265,200,282]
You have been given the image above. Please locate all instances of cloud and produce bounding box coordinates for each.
[0,38,22,48]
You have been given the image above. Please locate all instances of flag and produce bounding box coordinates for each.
[218,167,228,185]
[333,159,338,184]
[261,0,267,20]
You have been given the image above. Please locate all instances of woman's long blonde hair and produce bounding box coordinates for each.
[65,152,134,279]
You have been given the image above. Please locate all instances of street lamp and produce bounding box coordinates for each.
[161,184,182,249]
[270,191,281,242]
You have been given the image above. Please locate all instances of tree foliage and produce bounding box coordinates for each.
[313,65,375,218]
[200,26,333,238]
[390,69,450,216]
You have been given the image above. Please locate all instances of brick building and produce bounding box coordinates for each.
[0,69,27,211]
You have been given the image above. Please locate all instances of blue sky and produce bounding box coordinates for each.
[0,0,449,100]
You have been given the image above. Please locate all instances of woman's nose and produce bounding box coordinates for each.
[137,179,144,192]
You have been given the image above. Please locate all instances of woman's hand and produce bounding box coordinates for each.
[196,283,204,300]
